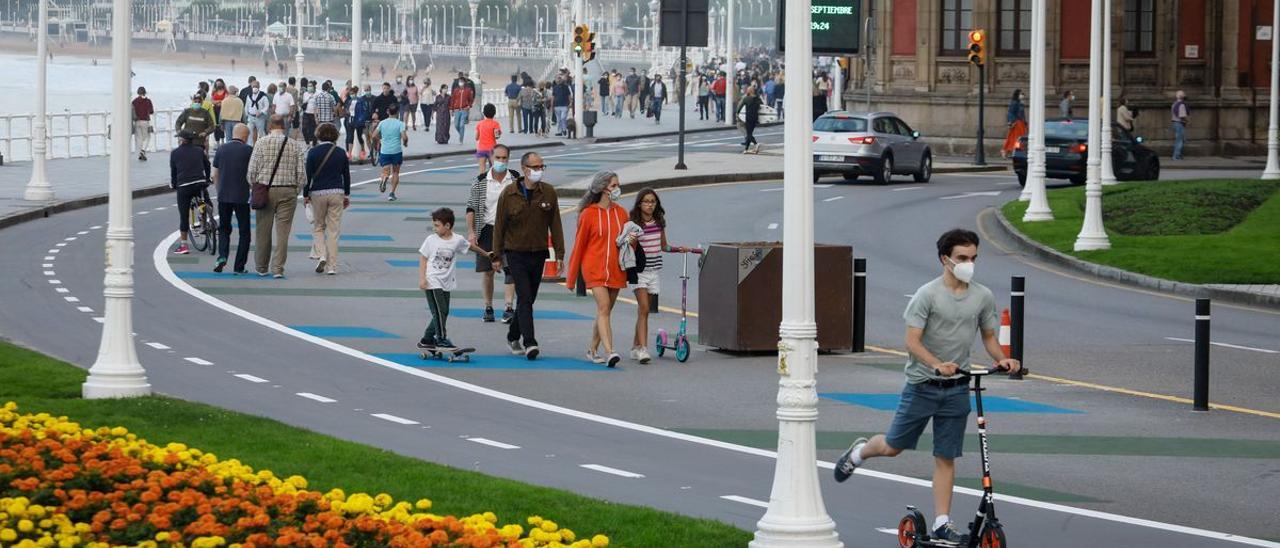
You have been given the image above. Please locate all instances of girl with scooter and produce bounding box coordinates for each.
[627,188,694,364]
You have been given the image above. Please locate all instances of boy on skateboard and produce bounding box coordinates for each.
[832,228,1020,545]
[418,207,488,350]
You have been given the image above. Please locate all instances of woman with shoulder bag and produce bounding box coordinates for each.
[303,123,352,275]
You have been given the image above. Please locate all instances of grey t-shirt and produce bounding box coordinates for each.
[903,276,999,384]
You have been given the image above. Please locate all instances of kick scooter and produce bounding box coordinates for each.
[897,365,1010,548]
[654,247,702,363]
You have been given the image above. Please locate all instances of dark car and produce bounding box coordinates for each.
[1011,118,1160,187]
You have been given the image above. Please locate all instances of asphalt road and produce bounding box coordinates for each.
[1,128,1277,546]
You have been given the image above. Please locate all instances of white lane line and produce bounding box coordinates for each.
[152,206,167,211]
[76,306,93,312]
[63,296,80,303]
[296,392,337,403]
[720,495,769,508]
[767,223,778,230]
[150,230,1280,548]
[145,342,170,350]
[138,211,150,215]
[580,464,645,479]
[759,187,784,192]
[48,279,61,284]
[55,242,67,247]
[63,237,76,241]
[43,256,55,260]
[92,317,104,323]
[90,225,102,229]
[49,249,60,254]
[875,528,898,536]
[371,413,420,425]
[55,288,70,294]
[42,263,53,268]
[1164,337,1278,354]
[822,196,845,202]
[467,437,521,450]
[815,184,834,188]
[184,357,213,365]
[892,186,923,191]
[234,373,270,383]
[76,231,89,235]
[43,270,56,276]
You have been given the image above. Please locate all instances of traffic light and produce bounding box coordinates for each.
[573,24,588,57]
[582,28,597,62]
[967,29,986,66]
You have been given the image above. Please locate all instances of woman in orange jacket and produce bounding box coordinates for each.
[567,171,633,368]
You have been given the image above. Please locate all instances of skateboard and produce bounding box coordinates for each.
[418,346,475,363]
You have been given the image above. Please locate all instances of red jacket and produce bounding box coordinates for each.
[132,96,154,122]
[711,77,727,96]
[567,203,629,291]
[449,86,474,111]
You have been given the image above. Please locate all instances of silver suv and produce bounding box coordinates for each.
[812,111,933,184]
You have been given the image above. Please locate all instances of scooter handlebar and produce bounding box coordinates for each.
[933,364,1011,378]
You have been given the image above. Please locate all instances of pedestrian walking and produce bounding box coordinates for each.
[344,86,369,161]
[611,71,626,118]
[711,71,727,122]
[639,71,651,115]
[1059,89,1074,118]
[774,75,786,120]
[312,81,338,130]
[450,73,475,143]
[211,124,253,273]
[649,75,667,124]
[598,72,611,116]
[737,85,763,153]
[303,123,351,276]
[301,80,319,146]
[552,77,572,136]
[625,68,641,118]
[405,76,420,130]
[536,82,551,137]
[434,84,452,144]
[175,94,214,150]
[474,103,502,173]
[244,81,270,145]
[220,86,245,143]
[420,78,435,132]
[1171,90,1189,160]
[812,72,829,121]
[832,228,1021,545]
[248,114,308,278]
[466,144,519,324]
[519,81,538,135]
[131,86,154,161]
[566,171,632,368]
[373,105,408,201]
[372,81,396,122]
[211,79,228,146]
[696,73,710,120]
[417,207,488,351]
[1116,97,1137,133]
[627,188,688,364]
[490,152,566,360]
[1001,89,1027,158]
[505,74,523,133]
[272,84,296,134]
[169,130,212,256]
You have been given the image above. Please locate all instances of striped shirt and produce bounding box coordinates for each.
[640,220,663,271]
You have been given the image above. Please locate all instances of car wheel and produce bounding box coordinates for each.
[842,173,859,182]
[873,155,893,184]
[1145,158,1160,180]
[913,153,932,183]
[1016,170,1027,188]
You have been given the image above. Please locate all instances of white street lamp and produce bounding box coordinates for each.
[648,0,660,75]
[23,0,53,202]
[724,0,735,127]
[1264,0,1280,179]
[1074,0,1111,251]
[750,0,842,546]
[1099,0,1117,185]
[83,0,151,400]
[1021,0,1054,221]
[468,0,479,82]
[294,0,305,81]
[352,0,363,90]
[573,0,584,135]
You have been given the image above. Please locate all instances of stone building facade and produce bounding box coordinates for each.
[845,0,1278,156]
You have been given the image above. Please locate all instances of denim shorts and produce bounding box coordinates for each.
[378,152,403,166]
[884,381,971,459]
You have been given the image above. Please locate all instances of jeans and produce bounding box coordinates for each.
[743,121,758,149]
[247,115,267,144]
[221,120,239,142]
[452,109,468,142]
[650,98,663,122]
[422,288,452,344]
[697,95,709,120]
[613,95,623,116]
[521,107,534,133]
[1172,121,1185,159]
[217,201,251,271]
[714,95,726,122]
[505,250,549,347]
[554,106,569,134]
[599,94,610,114]
[420,103,433,130]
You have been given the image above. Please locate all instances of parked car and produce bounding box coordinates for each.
[812,111,933,184]
[737,104,780,125]
[1011,118,1161,186]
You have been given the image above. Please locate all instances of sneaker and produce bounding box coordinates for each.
[606,353,621,368]
[931,522,969,546]
[379,176,388,193]
[272,272,284,279]
[173,244,190,255]
[416,339,437,349]
[435,338,456,351]
[213,258,226,273]
[387,193,397,202]
[315,259,326,273]
[524,345,540,360]
[507,339,523,355]
[501,306,514,324]
[482,306,496,323]
[256,269,269,277]
[326,268,336,276]
[833,437,868,483]
[586,349,606,364]
[636,347,651,364]
[628,347,641,361]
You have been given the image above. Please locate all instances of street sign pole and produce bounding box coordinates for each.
[976,63,986,166]
[675,0,688,170]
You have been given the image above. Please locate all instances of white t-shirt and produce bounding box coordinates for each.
[483,170,513,226]
[273,91,294,116]
[419,233,471,291]
[303,91,317,114]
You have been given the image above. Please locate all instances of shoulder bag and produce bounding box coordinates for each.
[250,135,289,210]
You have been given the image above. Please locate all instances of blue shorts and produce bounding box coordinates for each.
[379,152,403,166]
[884,382,971,460]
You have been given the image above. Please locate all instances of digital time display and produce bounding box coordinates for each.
[777,1,862,55]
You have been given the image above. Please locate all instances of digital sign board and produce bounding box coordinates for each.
[777,1,862,55]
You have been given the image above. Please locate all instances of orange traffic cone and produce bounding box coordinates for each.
[542,235,565,282]
[999,308,1012,359]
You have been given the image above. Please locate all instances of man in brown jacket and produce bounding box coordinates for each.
[491,151,565,360]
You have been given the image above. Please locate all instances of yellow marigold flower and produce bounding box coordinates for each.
[27,505,46,518]
[285,475,308,489]
[156,532,171,542]
[561,528,576,542]
[1,529,17,543]
[109,426,128,437]
[527,516,544,526]
[326,488,346,501]
[482,511,497,523]
[540,520,558,532]
[18,519,34,532]
[373,493,393,507]
[414,498,433,510]
[591,534,610,547]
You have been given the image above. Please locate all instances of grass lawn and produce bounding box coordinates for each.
[1002,179,1280,284]
[0,340,753,547]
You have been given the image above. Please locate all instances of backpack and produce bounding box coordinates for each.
[353,95,372,124]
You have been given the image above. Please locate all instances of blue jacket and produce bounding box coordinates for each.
[1007,100,1026,125]
[303,143,351,197]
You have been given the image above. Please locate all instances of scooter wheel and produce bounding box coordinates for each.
[979,523,1006,548]
[675,337,691,363]
[655,332,667,357]
[897,513,926,548]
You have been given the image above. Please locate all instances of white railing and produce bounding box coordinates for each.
[0,109,185,162]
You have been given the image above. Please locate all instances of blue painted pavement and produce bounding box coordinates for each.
[819,393,1083,414]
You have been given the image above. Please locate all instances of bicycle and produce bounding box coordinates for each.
[187,188,218,256]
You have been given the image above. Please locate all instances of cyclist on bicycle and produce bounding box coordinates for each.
[175,93,214,150]
[171,129,212,255]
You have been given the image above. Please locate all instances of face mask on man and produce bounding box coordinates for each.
[191,103,201,110]
[528,169,544,183]
[492,160,508,173]
[947,257,976,284]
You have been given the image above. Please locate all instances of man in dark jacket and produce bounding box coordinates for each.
[170,130,212,255]
[211,124,254,273]
[175,94,214,149]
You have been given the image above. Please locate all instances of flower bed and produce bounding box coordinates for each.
[0,402,609,548]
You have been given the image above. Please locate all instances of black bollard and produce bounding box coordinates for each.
[1194,298,1211,411]
[853,258,866,353]
[1010,276,1026,379]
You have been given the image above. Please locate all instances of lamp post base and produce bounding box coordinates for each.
[750,521,842,548]
[83,370,151,399]
[23,185,54,201]
[1073,234,1111,251]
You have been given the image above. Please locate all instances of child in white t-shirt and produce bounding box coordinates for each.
[418,207,487,350]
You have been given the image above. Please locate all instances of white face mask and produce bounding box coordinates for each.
[528,169,544,183]
[608,187,622,201]
[947,257,975,283]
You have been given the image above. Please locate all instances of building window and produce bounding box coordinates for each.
[998,0,1031,54]
[1124,0,1155,55]
[940,0,974,54]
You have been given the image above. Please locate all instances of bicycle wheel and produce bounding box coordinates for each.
[189,199,210,252]
[203,205,219,256]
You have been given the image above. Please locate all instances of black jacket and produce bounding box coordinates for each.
[170,143,211,189]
